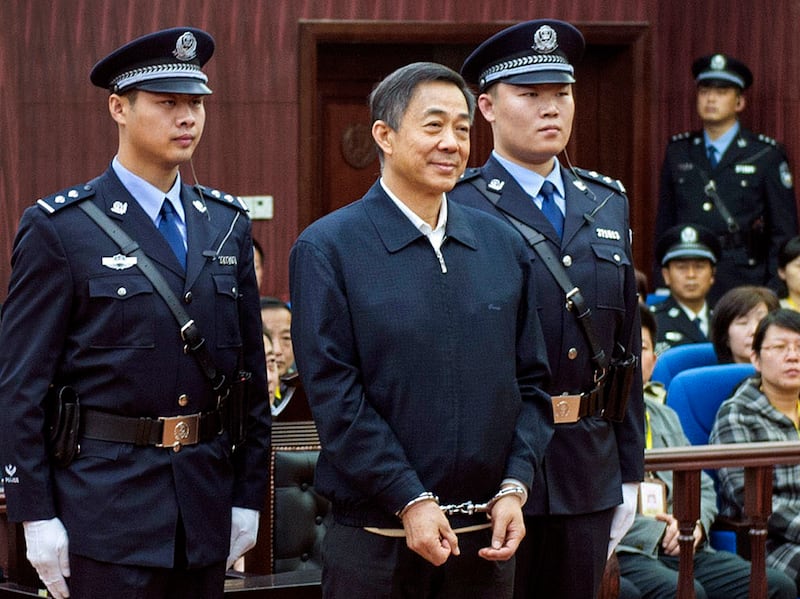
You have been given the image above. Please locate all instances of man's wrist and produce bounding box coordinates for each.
[396,491,439,518]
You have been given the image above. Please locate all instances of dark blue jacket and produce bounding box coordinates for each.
[449,157,645,516]
[289,181,553,528]
[0,167,270,568]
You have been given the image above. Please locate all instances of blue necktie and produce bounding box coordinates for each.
[707,146,718,169]
[539,180,564,239]
[158,199,186,270]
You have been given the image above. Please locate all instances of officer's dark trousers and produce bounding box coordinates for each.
[513,508,615,599]
[321,519,515,598]
[66,517,227,599]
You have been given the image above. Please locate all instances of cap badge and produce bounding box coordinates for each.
[532,25,558,54]
[680,226,699,243]
[710,54,726,71]
[173,31,198,62]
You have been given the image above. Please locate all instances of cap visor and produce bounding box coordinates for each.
[503,71,576,86]
[662,249,716,265]
[130,79,213,95]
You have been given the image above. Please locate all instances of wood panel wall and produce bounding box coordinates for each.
[2,0,798,300]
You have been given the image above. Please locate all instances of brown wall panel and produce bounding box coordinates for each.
[2,0,798,302]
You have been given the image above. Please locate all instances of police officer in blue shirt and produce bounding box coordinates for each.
[655,53,798,304]
[0,28,270,598]
[651,224,720,355]
[449,19,644,599]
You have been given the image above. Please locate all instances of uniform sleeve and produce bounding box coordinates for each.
[613,207,645,485]
[289,238,424,514]
[0,209,73,521]
[763,145,798,290]
[230,221,272,510]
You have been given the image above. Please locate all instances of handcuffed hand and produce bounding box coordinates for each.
[479,493,525,562]
[607,482,638,558]
[227,507,260,569]
[401,499,459,566]
[23,517,70,599]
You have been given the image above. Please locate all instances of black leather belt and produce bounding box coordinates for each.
[82,408,223,452]
[550,386,604,424]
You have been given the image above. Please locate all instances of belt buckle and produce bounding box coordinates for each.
[157,414,200,452]
[551,394,582,424]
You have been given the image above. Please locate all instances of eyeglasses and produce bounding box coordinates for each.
[760,343,800,357]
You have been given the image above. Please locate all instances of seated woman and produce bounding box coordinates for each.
[710,308,800,589]
[778,236,800,311]
[710,286,779,363]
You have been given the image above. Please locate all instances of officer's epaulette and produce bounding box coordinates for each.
[572,167,626,195]
[669,131,693,143]
[36,183,96,214]
[755,133,779,147]
[195,185,249,214]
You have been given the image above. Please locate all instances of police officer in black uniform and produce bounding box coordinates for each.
[0,28,270,598]
[449,19,644,599]
[655,53,798,304]
[651,224,720,355]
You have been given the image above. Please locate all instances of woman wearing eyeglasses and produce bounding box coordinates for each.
[710,308,800,591]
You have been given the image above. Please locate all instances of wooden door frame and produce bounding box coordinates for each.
[298,20,653,269]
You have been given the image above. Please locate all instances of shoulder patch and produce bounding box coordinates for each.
[669,131,692,143]
[36,184,96,214]
[196,185,249,213]
[572,167,626,194]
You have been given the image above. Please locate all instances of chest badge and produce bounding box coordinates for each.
[102,254,138,270]
[488,178,505,192]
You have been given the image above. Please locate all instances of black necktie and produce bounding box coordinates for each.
[707,146,718,169]
[539,180,564,239]
[159,199,186,270]
[693,316,705,337]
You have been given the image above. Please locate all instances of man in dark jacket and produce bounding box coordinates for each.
[290,61,553,598]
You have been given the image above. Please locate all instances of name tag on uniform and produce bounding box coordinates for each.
[735,164,756,174]
[102,254,138,270]
[218,256,238,266]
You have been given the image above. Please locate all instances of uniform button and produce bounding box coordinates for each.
[613,254,621,262]
[117,287,127,296]
[178,394,189,407]
[315,515,324,525]
[703,202,713,212]
[568,347,578,360]
[301,553,310,562]
[301,482,309,491]
[183,291,193,304]
[562,255,573,267]
[740,180,748,188]
[231,286,237,295]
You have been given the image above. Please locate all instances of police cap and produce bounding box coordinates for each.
[461,19,585,92]
[657,224,720,266]
[692,53,752,90]
[90,27,214,95]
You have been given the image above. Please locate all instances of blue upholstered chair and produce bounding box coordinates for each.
[664,362,757,553]
[650,342,718,390]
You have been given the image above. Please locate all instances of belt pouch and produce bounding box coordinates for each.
[600,354,637,422]
[46,386,81,467]
[225,370,252,449]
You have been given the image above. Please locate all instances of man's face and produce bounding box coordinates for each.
[375,80,471,201]
[661,258,715,305]
[261,307,294,377]
[113,91,206,171]
[478,82,574,174]
[696,85,743,128]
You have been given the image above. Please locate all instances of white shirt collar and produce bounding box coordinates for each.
[380,178,447,250]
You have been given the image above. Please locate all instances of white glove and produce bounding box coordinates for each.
[23,517,70,599]
[607,482,638,558]
[227,507,260,569]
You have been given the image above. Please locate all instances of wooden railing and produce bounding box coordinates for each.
[645,440,800,599]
